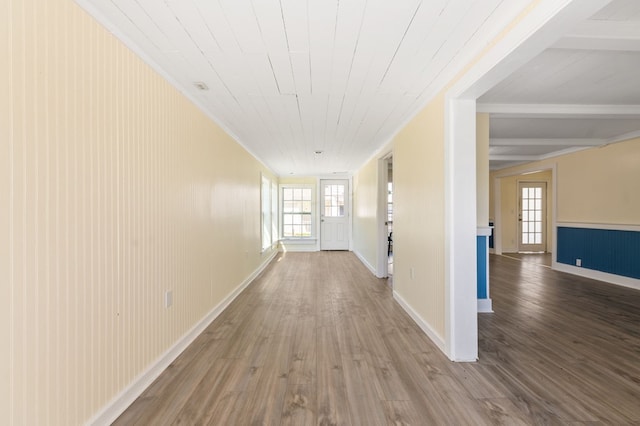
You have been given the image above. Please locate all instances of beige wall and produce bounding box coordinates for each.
[556,139,640,225]
[476,113,490,227]
[2,1,276,424]
[353,158,380,270]
[392,93,446,339]
[0,0,9,418]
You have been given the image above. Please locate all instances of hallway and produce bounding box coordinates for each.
[116,252,640,424]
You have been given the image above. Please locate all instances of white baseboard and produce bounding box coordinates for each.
[478,298,493,313]
[280,241,319,252]
[353,250,378,277]
[87,250,278,426]
[393,290,447,356]
[553,262,640,292]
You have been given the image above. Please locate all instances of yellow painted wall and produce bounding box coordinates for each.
[353,158,380,270]
[477,113,490,227]
[2,1,276,424]
[0,0,10,418]
[557,140,640,225]
[279,176,317,185]
[497,175,517,252]
[393,93,446,339]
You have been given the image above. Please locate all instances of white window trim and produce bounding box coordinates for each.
[261,174,279,252]
[279,183,316,240]
[261,174,271,252]
[271,181,279,244]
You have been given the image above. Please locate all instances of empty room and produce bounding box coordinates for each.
[3,0,639,424]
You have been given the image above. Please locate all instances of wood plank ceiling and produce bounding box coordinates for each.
[77,0,531,175]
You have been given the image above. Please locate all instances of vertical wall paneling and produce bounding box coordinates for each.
[557,227,640,280]
[392,93,446,342]
[476,236,487,299]
[0,0,11,422]
[4,0,277,423]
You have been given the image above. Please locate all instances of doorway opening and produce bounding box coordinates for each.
[387,159,393,277]
[376,153,393,279]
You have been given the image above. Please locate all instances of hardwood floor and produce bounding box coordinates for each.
[501,252,552,267]
[114,251,640,425]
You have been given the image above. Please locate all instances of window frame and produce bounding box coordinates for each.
[261,174,279,252]
[280,183,315,239]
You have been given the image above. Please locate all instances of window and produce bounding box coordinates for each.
[323,184,345,217]
[281,185,314,238]
[521,186,543,245]
[271,181,278,243]
[261,175,272,251]
[387,182,393,223]
[261,174,279,251]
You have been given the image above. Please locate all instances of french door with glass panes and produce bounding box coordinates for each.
[518,182,546,252]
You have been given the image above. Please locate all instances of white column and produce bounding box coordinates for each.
[445,98,478,362]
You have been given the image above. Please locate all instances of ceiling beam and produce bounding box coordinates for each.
[477,103,640,115]
[606,130,640,144]
[489,154,541,161]
[490,146,594,162]
[553,36,640,52]
[551,20,640,52]
[490,138,603,146]
[448,0,611,99]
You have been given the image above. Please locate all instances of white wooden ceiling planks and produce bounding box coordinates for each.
[79,0,640,175]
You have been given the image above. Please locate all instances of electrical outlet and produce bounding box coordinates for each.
[165,290,173,308]
[410,267,415,280]
[576,259,582,267]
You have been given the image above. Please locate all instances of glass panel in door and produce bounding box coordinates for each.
[518,182,546,252]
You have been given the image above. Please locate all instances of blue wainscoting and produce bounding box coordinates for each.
[477,236,488,299]
[557,227,640,279]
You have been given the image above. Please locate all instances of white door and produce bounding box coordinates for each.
[518,182,546,252]
[320,179,349,250]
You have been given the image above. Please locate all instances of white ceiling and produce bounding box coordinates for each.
[77,0,640,175]
[479,0,640,170]
[77,0,533,176]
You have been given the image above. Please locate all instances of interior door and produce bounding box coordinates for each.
[320,179,349,250]
[518,182,546,252]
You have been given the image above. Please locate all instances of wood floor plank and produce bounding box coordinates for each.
[281,384,316,426]
[381,400,423,426]
[115,251,640,425]
[287,315,317,386]
[316,325,353,425]
[341,356,387,425]
[475,397,534,426]
[171,357,236,424]
[112,336,226,425]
